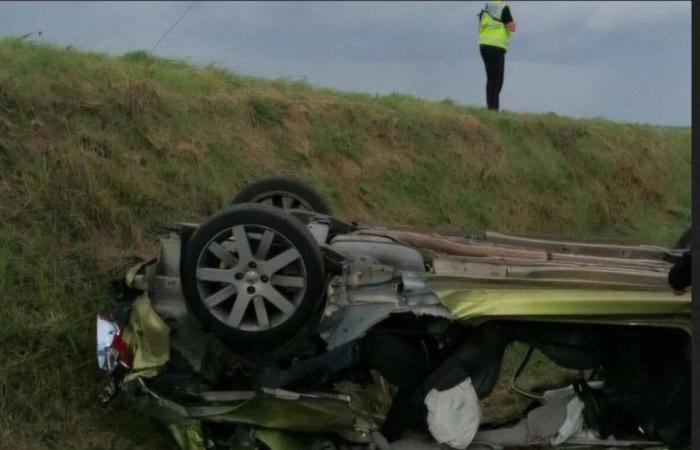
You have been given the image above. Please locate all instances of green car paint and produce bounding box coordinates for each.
[131,375,374,450]
[117,272,691,449]
[254,429,308,450]
[121,293,170,379]
[431,279,691,333]
[119,297,375,449]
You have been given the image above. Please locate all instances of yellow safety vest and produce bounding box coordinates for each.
[479,10,509,50]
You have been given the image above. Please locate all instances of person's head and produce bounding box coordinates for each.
[485,1,506,18]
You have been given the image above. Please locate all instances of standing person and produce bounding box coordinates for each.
[478,1,516,111]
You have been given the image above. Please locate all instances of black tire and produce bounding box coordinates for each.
[180,204,326,351]
[232,176,332,215]
[674,226,691,250]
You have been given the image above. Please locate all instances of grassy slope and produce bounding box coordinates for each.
[0,39,690,449]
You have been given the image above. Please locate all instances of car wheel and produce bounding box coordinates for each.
[232,176,333,215]
[180,204,326,350]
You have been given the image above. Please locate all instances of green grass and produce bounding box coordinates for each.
[480,343,580,425]
[249,96,289,127]
[0,38,691,449]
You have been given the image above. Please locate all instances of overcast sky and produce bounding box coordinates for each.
[0,1,691,126]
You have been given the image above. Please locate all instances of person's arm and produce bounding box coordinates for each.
[502,6,516,33]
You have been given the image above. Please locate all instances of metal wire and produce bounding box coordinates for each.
[151,2,196,52]
[508,345,545,401]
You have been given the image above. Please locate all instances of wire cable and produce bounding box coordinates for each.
[508,345,545,401]
[151,2,196,53]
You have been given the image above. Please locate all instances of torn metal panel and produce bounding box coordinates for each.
[322,274,453,349]
[166,421,207,450]
[483,230,680,260]
[121,293,170,374]
[379,229,678,270]
[254,429,307,450]
[432,258,670,289]
[133,377,376,443]
[320,304,396,349]
[256,341,360,388]
[383,229,552,260]
[199,391,257,402]
[330,233,426,272]
[319,303,452,350]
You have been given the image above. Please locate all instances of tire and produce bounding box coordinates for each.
[674,226,691,250]
[180,204,326,351]
[232,176,332,215]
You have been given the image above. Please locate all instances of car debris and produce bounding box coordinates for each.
[97,176,691,450]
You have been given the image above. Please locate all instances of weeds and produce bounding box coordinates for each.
[249,96,288,127]
[312,124,365,162]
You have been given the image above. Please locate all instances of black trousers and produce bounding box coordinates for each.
[480,45,506,110]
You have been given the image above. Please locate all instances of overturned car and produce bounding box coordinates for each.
[98,176,691,450]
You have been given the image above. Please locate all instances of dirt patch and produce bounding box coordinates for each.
[449,115,505,160]
[173,140,208,162]
[309,153,373,220]
[423,114,510,185]
[363,136,413,179]
[359,110,415,178]
[234,126,288,173]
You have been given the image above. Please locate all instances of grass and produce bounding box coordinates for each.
[0,38,691,449]
[249,96,288,127]
[480,343,580,425]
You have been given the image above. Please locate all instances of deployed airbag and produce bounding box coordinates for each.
[424,378,480,449]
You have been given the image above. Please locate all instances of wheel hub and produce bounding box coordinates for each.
[243,270,260,284]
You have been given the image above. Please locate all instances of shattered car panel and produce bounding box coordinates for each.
[98,178,691,450]
[122,294,170,375]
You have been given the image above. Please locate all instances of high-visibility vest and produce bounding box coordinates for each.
[479,3,509,50]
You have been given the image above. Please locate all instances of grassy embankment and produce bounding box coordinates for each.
[0,38,690,449]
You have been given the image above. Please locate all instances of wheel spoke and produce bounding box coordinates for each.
[263,248,301,274]
[227,292,252,328]
[255,230,275,260]
[260,285,295,315]
[207,242,237,266]
[270,274,305,288]
[221,240,237,254]
[204,285,237,308]
[196,220,308,331]
[232,225,253,262]
[252,296,270,329]
[197,268,234,283]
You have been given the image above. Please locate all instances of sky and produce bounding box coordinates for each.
[0,1,692,126]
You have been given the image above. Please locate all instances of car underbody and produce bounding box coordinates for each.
[98,177,691,450]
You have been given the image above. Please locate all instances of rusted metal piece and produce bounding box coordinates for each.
[431,259,668,289]
[483,231,676,260]
[364,229,671,268]
[379,230,550,260]
[346,228,673,291]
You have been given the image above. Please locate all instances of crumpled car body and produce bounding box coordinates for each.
[98,178,691,450]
